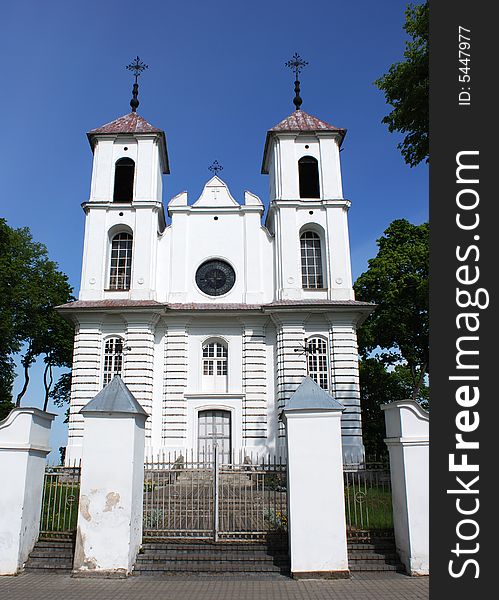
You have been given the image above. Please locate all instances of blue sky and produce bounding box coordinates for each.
[1,0,427,460]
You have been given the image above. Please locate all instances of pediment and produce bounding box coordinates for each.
[193,176,239,208]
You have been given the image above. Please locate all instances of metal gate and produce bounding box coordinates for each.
[39,464,81,537]
[343,462,394,541]
[143,450,287,540]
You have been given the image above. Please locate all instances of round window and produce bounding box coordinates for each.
[195,260,236,296]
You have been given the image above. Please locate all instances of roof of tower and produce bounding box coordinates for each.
[269,109,346,135]
[261,109,346,174]
[88,112,163,135]
[87,112,170,174]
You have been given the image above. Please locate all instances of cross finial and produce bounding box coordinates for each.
[285,52,308,111]
[126,56,148,113]
[209,160,223,177]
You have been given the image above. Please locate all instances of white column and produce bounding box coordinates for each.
[0,408,55,575]
[123,314,158,445]
[73,377,148,576]
[272,315,307,449]
[66,319,102,465]
[382,400,429,576]
[282,377,349,579]
[162,320,189,450]
[327,318,365,466]
[242,319,267,442]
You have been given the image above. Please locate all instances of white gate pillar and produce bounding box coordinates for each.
[73,376,148,577]
[0,408,55,575]
[382,400,429,576]
[282,377,349,579]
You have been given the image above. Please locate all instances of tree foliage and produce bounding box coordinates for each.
[360,358,428,458]
[354,219,429,400]
[0,218,74,413]
[375,1,428,167]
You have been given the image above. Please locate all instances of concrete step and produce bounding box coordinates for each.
[24,537,75,572]
[135,562,289,574]
[135,539,290,576]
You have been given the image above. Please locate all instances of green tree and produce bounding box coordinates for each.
[360,358,428,458]
[354,219,429,400]
[375,1,428,167]
[0,218,74,413]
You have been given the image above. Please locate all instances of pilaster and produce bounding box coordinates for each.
[123,314,159,443]
[66,319,102,464]
[162,320,189,447]
[241,319,267,440]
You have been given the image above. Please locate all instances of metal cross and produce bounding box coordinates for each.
[285,52,308,79]
[126,56,148,83]
[285,53,308,110]
[209,160,223,177]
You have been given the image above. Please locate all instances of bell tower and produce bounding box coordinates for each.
[80,58,169,301]
[262,55,353,302]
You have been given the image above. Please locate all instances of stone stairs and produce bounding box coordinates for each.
[348,537,404,572]
[134,538,291,576]
[24,535,75,572]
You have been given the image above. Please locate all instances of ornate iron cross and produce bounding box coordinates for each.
[285,52,308,110]
[126,56,148,83]
[126,56,148,112]
[209,160,223,177]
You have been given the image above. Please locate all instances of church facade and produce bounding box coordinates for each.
[59,103,373,466]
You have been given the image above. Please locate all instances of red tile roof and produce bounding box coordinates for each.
[269,110,345,135]
[86,112,170,174]
[88,112,163,135]
[262,110,346,173]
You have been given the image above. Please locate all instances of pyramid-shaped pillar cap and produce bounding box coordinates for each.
[80,375,148,418]
[283,376,345,414]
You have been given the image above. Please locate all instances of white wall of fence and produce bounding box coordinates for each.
[0,408,55,575]
[383,400,429,576]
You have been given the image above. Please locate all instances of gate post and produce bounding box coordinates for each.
[73,376,148,577]
[382,400,429,576]
[0,408,55,575]
[282,377,349,579]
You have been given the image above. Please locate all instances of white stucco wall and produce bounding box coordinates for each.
[0,408,55,575]
[382,400,429,576]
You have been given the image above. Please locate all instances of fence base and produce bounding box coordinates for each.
[292,570,350,580]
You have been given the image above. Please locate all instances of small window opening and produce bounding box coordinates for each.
[298,156,320,198]
[306,337,329,390]
[113,158,135,202]
[103,337,124,387]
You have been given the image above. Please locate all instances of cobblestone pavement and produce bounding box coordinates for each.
[0,571,428,600]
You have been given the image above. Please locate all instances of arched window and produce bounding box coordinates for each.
[202,340,228,392]
[307,337,329,390]
[109,232,133,290]
[113,158,135,202]
[300,231,323,288]
[103,337,124,386]
[298,156,320,198]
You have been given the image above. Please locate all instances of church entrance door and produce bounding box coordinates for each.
[198,409,231,464]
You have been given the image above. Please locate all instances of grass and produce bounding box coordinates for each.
[40,481,80,533]
[344,485,394,531]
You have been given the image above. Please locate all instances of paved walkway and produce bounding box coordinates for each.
[0,571,428,600]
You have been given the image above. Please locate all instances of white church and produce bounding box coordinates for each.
[59,68,374,467]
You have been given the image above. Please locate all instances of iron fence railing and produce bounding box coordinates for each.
[343,462,394,541]
[39,464,81,537]
[143,450,287,541]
